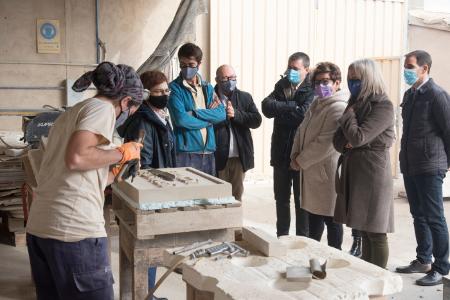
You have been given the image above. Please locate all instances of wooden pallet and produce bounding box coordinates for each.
[0,211,26,246]
[113,191,239,300]
[112,192,242,239]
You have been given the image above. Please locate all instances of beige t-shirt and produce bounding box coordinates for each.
[26,98,115,242]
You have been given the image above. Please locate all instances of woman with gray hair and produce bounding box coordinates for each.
[333,59,395,268]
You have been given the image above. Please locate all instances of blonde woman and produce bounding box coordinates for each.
[290,62,347,249]
[333,59,395,268]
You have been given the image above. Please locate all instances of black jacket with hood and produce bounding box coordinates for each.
[118,103,176,169]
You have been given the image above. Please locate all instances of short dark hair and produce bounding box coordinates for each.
[178,43,203,63]
[288,52,310,68]
[405,50,432,74]
[140,71,168,90]
[312,62,342,85]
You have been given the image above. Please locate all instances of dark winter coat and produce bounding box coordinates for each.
[399,78,450,176]
[214,88,262,172]
[118,103,176,169]
[261,75,315,168]
[333,93,395,233]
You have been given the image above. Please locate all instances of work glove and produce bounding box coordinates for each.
[112,142,143,182]
[116,142,143,164]
[112,159,140,182]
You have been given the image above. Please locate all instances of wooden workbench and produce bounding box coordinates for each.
[112,191,242,300]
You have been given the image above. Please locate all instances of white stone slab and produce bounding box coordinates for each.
[113,167,233,206]
[165,235,403,300]
[242,226,287,257]
[286,266,312,282]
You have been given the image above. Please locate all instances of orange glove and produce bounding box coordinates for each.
[112,159,140,181]
[116,142,143,164]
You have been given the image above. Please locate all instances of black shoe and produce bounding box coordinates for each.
[349,237,362,257]
[416,271,443,286]
[396,259,432,274]
[152,297,168,300]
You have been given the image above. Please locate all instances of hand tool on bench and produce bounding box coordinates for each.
[145,168,176,181]
[115,130,145,182]
[172,239,213,255]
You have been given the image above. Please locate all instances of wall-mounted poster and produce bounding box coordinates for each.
[37,19,60,54]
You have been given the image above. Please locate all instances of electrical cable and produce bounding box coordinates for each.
[144,256,188,300]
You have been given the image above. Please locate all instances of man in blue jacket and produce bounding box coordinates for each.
[168,43,225,175]
[396,50,450,286]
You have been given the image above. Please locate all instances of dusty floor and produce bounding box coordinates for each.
[0,177,448,300]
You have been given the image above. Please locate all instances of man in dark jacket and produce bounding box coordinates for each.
[214,65,262,201]
[262,52,314,237]
[396,50,450,286]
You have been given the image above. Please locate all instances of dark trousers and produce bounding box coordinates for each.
[176,152,216,176]
[308,213,343,249]
[403,171,450,275]
[361,231,389,268]
[352,229,362,238]
[26,234,114,300]
[274,166,309,237]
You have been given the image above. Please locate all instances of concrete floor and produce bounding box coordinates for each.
[0,177,447,300]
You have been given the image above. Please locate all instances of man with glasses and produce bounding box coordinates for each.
[262,52,314,237]
[213,65,262,201]
[167,43,225,175]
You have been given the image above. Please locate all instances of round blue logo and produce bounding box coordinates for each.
[40,23,57,39]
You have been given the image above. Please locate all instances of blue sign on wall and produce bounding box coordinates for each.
[40,23,57,40]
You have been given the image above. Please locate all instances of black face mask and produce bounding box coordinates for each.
[147,95,169,109]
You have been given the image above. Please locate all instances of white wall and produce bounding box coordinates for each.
[408,25,450,92]
[210,0,407,176]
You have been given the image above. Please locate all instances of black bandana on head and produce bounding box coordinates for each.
[72,61,144,104]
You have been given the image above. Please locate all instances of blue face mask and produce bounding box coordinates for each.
[181,66,199,80]
[115,108,130,129]
[286,69,301,85]
[348,79,362,97]
[404,68,419,86]
[219,79,237,94]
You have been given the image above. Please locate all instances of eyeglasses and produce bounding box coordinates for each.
[218,76,237,82]
[314,79,334,86]
[150,88,171,95]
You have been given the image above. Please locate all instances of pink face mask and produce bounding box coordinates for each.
[314,84,333,99]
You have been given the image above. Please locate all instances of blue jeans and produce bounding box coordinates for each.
[26,234,114,300]
[176,152,216,176]
[403,171,450,275]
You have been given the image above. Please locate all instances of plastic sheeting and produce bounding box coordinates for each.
[137,0,208,78]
